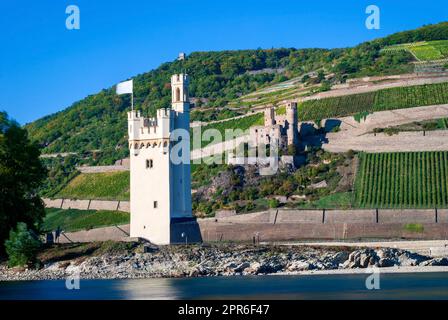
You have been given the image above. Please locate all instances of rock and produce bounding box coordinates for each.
[342,248,431,269]
[398,251,430,266]
[378,258,396,267]
[419,257,448,266]
[342,249,378,268]
[188,268,199,277]
[287,260,312,271]
[330,251,350,266]
[244,262,261,274]
[224,262,237,270]
[310,180,328,189]
[359,253,371,267]
[233,262,250,273]
[257,260,284,274]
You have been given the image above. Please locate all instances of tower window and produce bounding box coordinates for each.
[153,201,158,209]
[176,87,181,102]
[146,159,153,169]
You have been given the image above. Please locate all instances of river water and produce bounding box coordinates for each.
[1,272,448,300]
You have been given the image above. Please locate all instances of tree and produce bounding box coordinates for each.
[0,112,47,253]
[5,222,41,267]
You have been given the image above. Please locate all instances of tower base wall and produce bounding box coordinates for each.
[170,218,203,244]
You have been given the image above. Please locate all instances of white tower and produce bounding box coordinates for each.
[128,74,201,245]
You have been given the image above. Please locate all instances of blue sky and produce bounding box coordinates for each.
[0,0,446,124]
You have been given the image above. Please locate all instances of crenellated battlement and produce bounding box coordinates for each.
[128,108,173,143]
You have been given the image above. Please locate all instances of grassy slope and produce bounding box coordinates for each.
[56,171,130,200]
[296,192,354,209]
[43,208,130,232]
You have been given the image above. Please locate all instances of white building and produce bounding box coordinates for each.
[127,74,201,245]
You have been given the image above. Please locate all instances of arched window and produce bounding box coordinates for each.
[176,87,181,102]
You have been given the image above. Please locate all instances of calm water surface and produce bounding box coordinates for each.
[1,272,448,300]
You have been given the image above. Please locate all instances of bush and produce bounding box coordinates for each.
[4,223,41,267]
[287,144,298,156]
[268,198,280,208]
[383,127,399,136]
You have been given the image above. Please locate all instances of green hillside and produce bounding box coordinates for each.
[43,208,130,232]
[56,171,130,201]
[355,151,448,208]
[26,22,448,165]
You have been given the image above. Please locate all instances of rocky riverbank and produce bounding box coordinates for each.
[1,242,448,281]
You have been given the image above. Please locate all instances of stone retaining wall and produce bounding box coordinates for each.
[76,165,129,173]
[44,198,130,212]
[199,221,448,242]
[56,221,448,243]
[45,203,448,243]
[210,209,448,225]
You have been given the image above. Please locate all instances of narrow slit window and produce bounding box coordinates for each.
[153,201,158,209]
[146,159,153,169]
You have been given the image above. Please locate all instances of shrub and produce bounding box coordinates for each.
[287,144,298,156]
[5,222,41,267]
[331,125,341,133]
[384,127,399,136]
[268,198,280,208]
[404,223,424,233]
[353,111,371,123]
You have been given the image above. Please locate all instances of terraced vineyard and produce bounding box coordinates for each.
[56,171,130,201]
[355,151,448,208]
[299,92,375,121]
[382,40,448,61]
[299,82,448,121]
